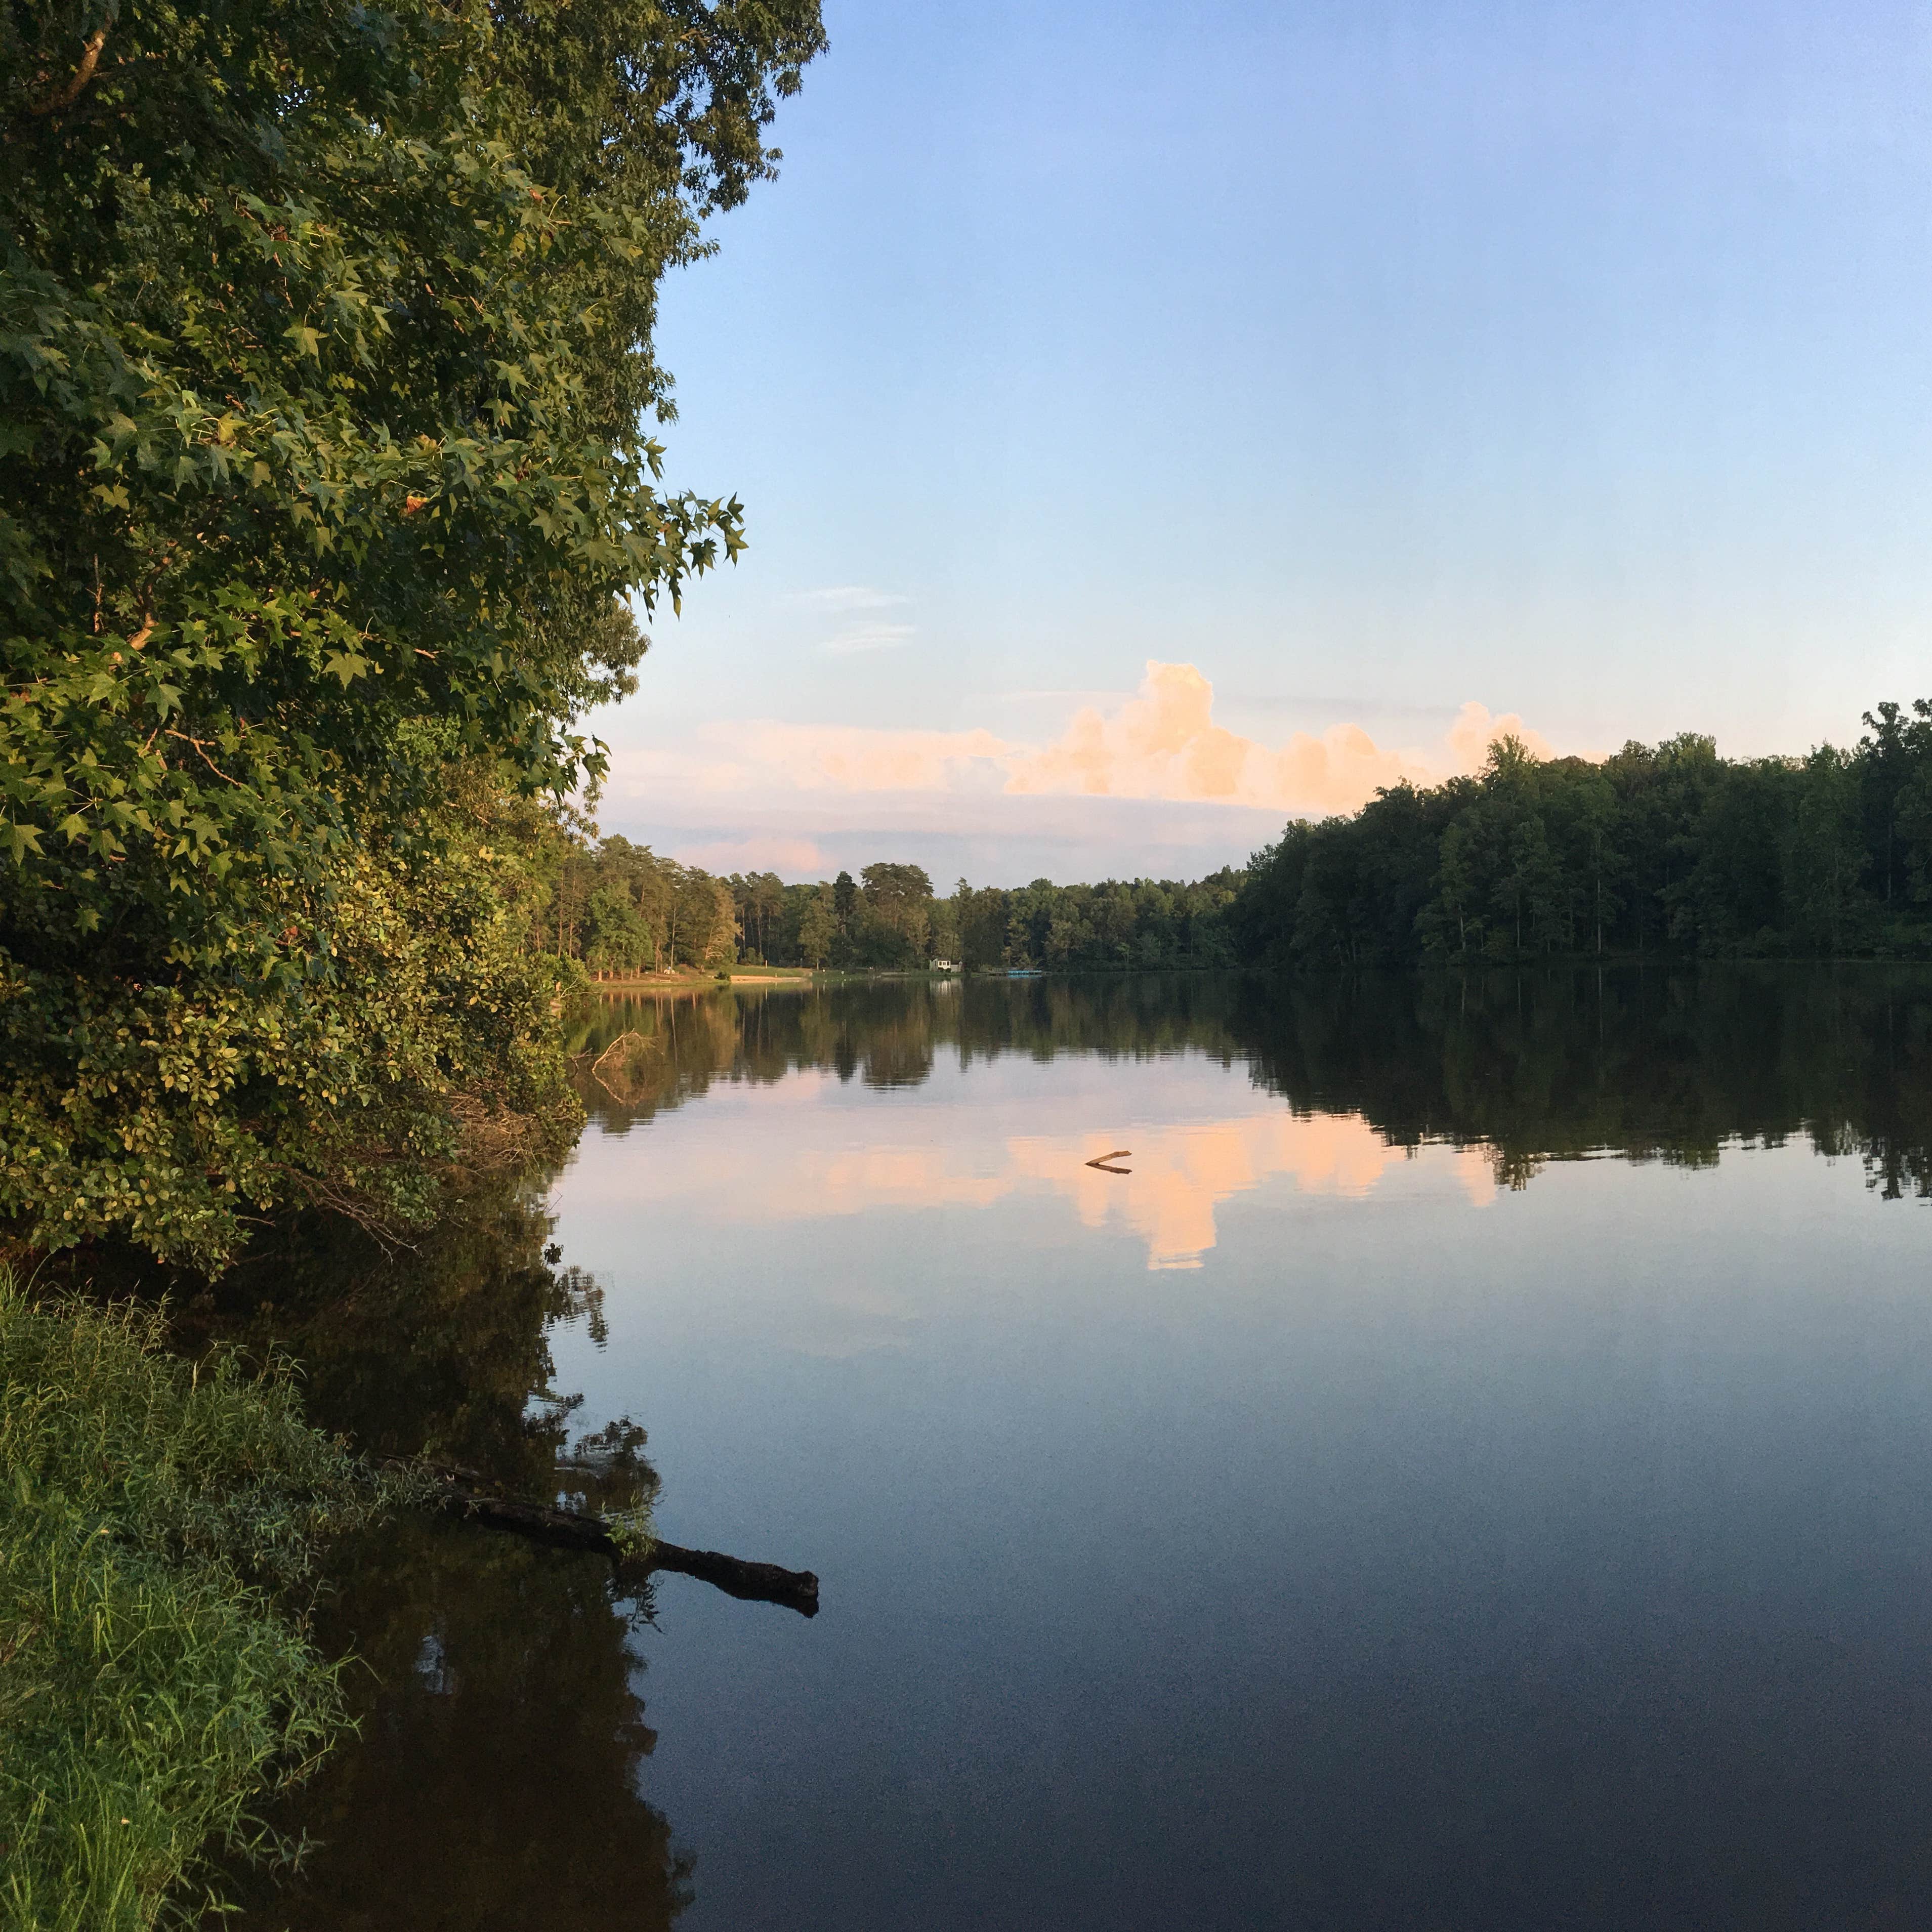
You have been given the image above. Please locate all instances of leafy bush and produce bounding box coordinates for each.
[0,772,582,1270]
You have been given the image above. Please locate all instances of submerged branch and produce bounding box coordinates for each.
[416,1462,820,1617]
[587,1030,652,1102]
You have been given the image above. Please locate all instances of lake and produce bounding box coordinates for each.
[223,968,1932,1930]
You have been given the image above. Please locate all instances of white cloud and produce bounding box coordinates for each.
[784,585,918,654]
[822,622,918,656]
[1445,699,1554,768]
[788,585,911,611]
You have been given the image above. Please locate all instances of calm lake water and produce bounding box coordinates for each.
[222,969,1932,1930]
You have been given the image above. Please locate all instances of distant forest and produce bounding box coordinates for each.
[554,839,1245,974]
[1235,701,1932,967]
[560,700,1932,975]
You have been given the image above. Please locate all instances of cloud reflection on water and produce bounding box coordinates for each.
[576,1081,1494,1271]
[797,1115,1496,1270]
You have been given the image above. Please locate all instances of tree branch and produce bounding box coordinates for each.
[162,731,248,789]
[29,24,108,116]
[418,1463,820,1617]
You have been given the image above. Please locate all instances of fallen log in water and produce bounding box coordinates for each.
[414,1463,820,1617]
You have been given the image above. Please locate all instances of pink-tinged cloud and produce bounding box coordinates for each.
[674,834,825,874]
[1006,662,1557,816]
[1444,698,1555,769]
[639,664,1562,824]
[726,720,1011,792]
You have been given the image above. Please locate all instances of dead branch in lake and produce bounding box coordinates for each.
[414,1462,819,1617]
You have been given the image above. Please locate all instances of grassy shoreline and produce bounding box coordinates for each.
[583,964,956,990]
[0,1285,415,1930]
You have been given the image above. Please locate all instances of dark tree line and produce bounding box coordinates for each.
[725,864,1243,973]
[562,851,939,973]
[564,849,1245,975]
[950,873,1243,971]
[1230,704,1932,967]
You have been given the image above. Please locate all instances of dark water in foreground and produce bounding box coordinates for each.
[217,969,1932,1930]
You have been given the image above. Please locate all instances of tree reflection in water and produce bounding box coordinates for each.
[172,1183,612,1493]
[221,1515,691,1931]
[150,1187,689,1929]
[572,964,1932,1199]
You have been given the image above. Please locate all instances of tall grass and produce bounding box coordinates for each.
[0,1280,420,1928]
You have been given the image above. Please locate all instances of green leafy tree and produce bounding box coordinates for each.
[1783,745,1864,956]
[955,886,1010,969]
[672,871,735,968]
[0,0,825,1263]
[725,868,785,962]
[1427,814,1485,958]
[584,884,649,977]
[859,860,933,962]
[796,885,835,969]
[927,892,961,963]
[1566,770,1625,956]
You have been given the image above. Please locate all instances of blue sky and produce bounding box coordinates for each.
[593,0,1932,885]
